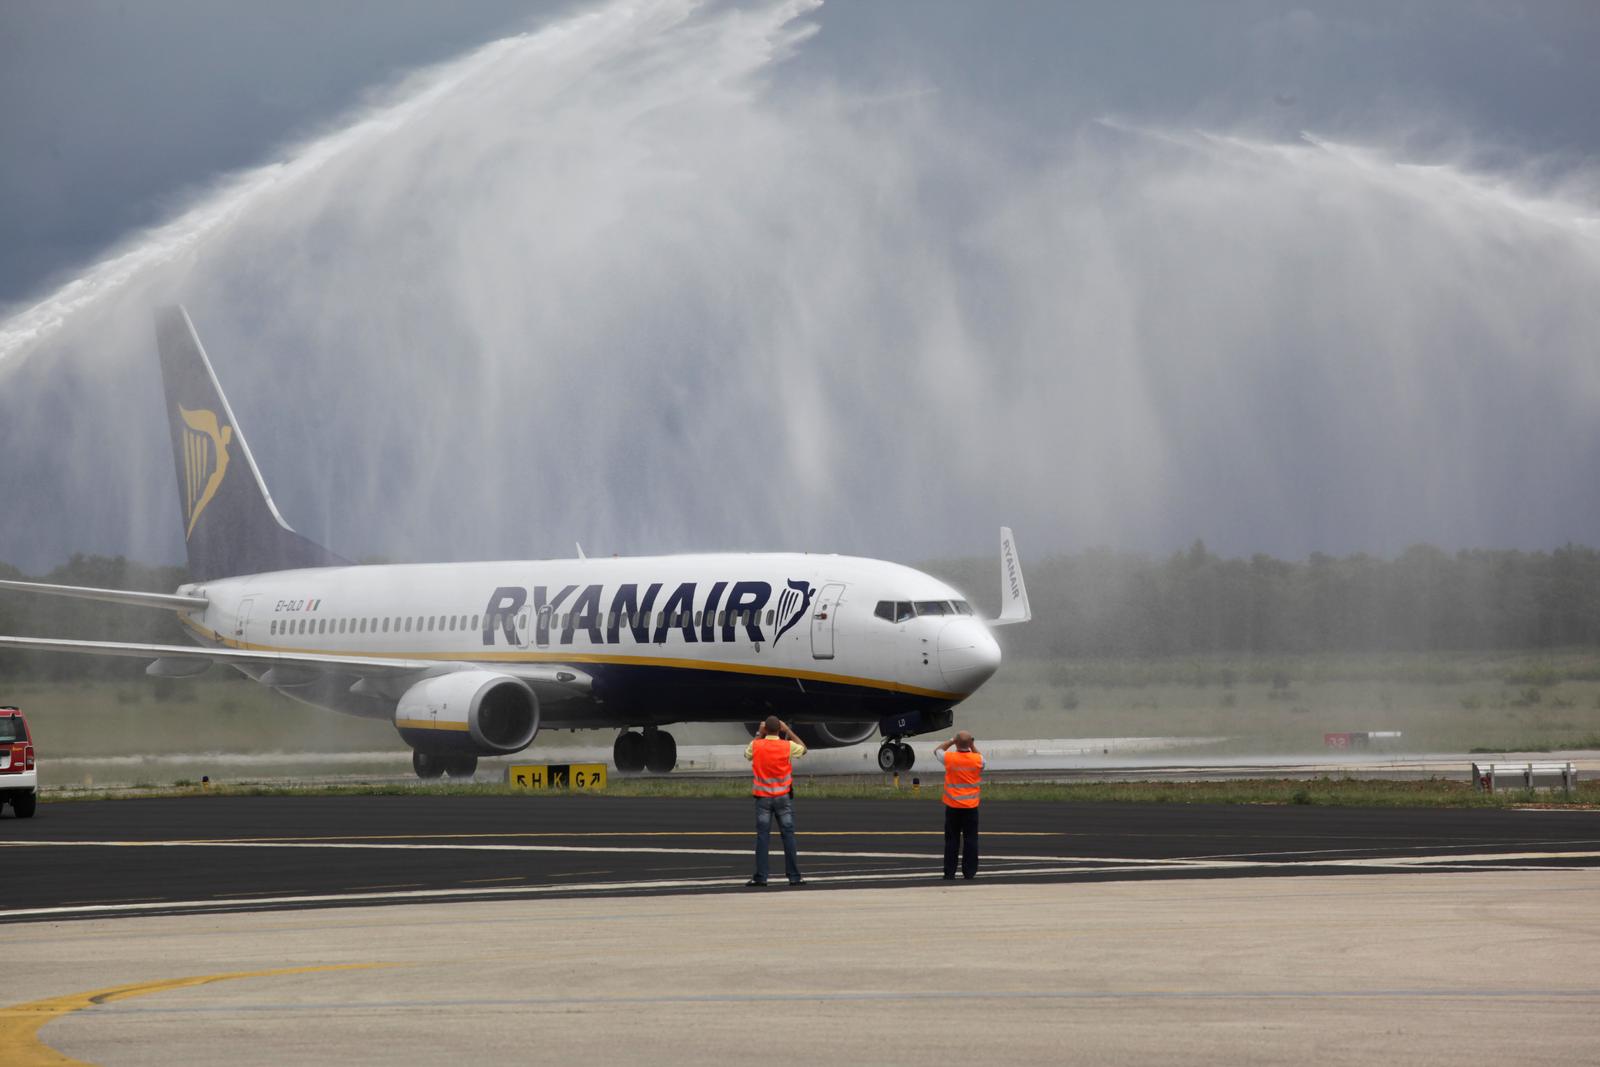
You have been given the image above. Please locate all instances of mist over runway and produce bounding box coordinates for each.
[2,0,1600,573]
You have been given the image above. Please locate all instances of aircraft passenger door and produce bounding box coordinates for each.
[233,598,255,644]
[811,583,845,660]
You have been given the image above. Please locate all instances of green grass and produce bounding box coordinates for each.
[40,776,1600,809]
[957,648,1600,752]
[9,648,1600,780]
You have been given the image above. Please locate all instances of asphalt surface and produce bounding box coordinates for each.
[4,795,1598,922]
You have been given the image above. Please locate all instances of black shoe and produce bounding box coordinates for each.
[963,874,977,880]
[942,874,955,881]
[745,878,767,887]
[788,878,807,886]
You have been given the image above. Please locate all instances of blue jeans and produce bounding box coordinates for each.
[753,793,801,883]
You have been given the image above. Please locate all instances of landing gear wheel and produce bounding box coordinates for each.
[644,730,678,774]
[12,791,36,818]
[894,742,915,772]
[412,751,446,780]
[446,755,478,779]
[614,731,647,774]
[877,742,899,773]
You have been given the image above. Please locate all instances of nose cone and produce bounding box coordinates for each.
[937,619,1002,692]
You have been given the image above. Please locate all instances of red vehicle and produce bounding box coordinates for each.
[0,706,37,818]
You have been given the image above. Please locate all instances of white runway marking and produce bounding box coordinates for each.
[3,857,1595,922]
[4,840,1595,922]
[0,838,1236,866]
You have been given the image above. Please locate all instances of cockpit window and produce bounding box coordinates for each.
[913,600,949,617]
[952,600,975,616]
[875,601,917,623]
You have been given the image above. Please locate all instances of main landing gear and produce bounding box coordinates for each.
[877,739,914,773]
[614,728,677,774]
[412,751,478,780]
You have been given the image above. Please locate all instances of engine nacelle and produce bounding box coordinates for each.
[395,671,539,755]
[745,721,877,749]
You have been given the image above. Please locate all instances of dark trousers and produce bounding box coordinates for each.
[944,805,979,879]
[754,793,801,883]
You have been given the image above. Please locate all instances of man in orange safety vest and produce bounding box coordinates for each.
[936,731,983,880]
[745,715,807,887]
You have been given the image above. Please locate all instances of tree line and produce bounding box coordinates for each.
[927,542,1600,659]
[2,544,1599,681]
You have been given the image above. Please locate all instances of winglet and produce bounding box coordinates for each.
[575,542,587,560]
[992,526,1031,627]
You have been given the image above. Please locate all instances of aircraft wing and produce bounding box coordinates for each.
[0,578,208,612]
[0,634,594,704]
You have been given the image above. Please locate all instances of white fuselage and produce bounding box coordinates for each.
[177,552,1002,730]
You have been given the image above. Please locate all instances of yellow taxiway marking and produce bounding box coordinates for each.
[0,963,385,1067]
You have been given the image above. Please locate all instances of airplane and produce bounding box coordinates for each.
[0,307,1030,779]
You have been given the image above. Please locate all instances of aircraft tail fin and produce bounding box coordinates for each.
[991,526,1032,627]
[155,306,346,581]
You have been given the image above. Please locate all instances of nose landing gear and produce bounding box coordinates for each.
[614,727,678,774]
[877,739,915,773]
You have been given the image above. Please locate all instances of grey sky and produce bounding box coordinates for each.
[1,1,1598,573]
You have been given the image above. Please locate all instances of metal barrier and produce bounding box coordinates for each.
[1471,761,1577,794]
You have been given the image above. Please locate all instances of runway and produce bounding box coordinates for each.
[6,797,1599,1065]
[4,795,1598,922]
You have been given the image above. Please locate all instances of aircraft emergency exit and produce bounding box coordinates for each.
[0,308,1030,778]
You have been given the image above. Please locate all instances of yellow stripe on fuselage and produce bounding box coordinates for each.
[179,617,963,701]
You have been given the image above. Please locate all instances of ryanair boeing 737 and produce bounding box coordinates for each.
[0,308,1030,778]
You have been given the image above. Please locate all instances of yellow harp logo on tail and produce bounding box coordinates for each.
[179,406,233,539]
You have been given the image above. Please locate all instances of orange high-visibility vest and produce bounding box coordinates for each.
[942,749,982,808]
[751,737,794,797]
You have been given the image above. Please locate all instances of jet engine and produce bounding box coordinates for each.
[395,671,539,755]
[746,721,877,749]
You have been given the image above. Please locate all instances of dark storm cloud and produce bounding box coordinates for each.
[0,0,563,305]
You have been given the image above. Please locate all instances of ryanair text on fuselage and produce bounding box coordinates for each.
[477,579,812,647]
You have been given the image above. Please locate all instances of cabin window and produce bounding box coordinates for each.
[766,609,774,625]
[271,620,279,635]
[382,618,390,633]
[693,610,702,627]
